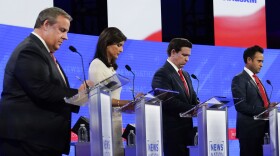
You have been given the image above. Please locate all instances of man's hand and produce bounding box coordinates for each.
[78,80,94,92]
[269,102,279,108]
[121,100,136,113]
[135,92,145,101]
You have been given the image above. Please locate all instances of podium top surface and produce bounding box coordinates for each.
[64,74,129,106]
[254,102,280,120]
[203,96,238,109]
[145,88,179,103]
[92,74,129,92]
[179,96,241,118]
[119,88,179,112]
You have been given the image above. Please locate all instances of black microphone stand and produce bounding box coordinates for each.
[69,46,89,92]
[125,65,135,101]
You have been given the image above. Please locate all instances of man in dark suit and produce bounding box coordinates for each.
[231,45,272,156]
[0,7,91,156]
[152,38,198,156]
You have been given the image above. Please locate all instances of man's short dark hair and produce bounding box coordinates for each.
[167,38,192,56]
[243,45,264,63]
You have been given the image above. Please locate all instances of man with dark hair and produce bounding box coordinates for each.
[231,45,272,156]
[152,38,198,156]
[0,7,92,156]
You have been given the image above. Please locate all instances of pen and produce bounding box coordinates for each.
[75,76,83,82]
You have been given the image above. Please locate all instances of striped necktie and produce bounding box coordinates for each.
[178,69,190,97]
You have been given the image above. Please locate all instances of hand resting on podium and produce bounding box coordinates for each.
[254,102,280,120]
[78,80,94,92]
[269,102,279,108]
[64,80,94,106]
[117,92,145,113]
[265,102,280,113]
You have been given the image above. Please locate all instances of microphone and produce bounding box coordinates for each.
[191,74,199,96]
[69,45,89,90]
[125,65,135,101]
[266,80,273,100]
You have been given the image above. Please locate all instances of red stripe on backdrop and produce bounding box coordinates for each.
[214,7,267,48]
[144,30,162,42]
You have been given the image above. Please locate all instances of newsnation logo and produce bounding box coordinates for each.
[209,141,225,156]
[223,0,257,3]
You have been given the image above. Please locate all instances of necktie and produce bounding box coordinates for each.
[253,74,269,108]
[178,69,190,97]
[50,52,67,85]
[50,52,56,63]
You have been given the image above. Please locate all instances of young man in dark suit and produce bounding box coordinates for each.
[152,38,199,156]
[0,7,92,156]
[231,45,274,156]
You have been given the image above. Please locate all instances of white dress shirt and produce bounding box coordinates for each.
[88,58,121,99]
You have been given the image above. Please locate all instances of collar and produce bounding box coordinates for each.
[167,59,180,73]
[244,66,256,83]
[31,32,51,53]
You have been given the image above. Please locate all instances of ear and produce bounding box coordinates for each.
[170,49,176,56]
[42,20,50,31]
[246,57,252,63]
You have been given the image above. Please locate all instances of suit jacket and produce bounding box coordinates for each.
[152,61,198,143]
[0,34,79,154]
[231,70,268,139]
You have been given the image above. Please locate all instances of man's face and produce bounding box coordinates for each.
[247,51,264,74]
[44,15,70,52]
[170,47,191,69]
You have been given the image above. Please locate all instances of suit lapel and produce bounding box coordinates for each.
[242,70,262,98]
[47,54,68,88]
[29,34,68,88]
[182,71,193,100]
[243,70,270,104]
[164,62,191,102]
[56,61,69,87]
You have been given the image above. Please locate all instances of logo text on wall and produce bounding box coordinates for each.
[223,0,256,3]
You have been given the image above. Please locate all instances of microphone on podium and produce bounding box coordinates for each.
[191,74,199,95]
[69,45,89,90]
[266,80,273,100]
[125,65,135,101]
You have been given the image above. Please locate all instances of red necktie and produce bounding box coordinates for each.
[178,69,190,97]
[50,52,67,85]
[50,52,57,63]
[253,74,269,108]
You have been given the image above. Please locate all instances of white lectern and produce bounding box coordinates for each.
[131,88,178,156]
[180,96,241,156]
[65,74,129,156]
[254,103,280,156]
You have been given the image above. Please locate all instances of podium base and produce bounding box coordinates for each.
[125,146,136,156]
[263,144,271,156]
[188,146,198,156]
[75,142,90,156]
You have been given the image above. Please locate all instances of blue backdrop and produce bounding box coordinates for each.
[1,24,280,155]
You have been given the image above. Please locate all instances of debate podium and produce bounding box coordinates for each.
[65,74,129,156]
[254,103,280,156]
[124,88,178,156]
[180,96,241,156]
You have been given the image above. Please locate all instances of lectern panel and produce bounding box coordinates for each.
[145,104,163,156]
[206,110,228,156]
[100,93,113,156]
